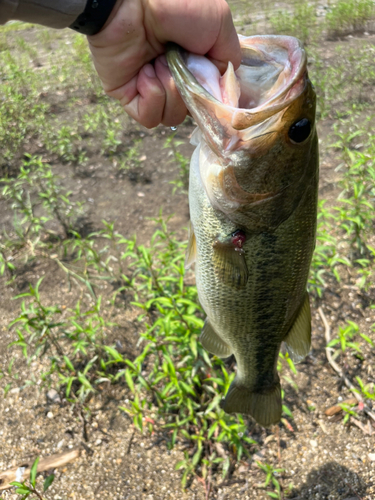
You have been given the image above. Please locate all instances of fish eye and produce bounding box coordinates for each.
[288,118,311,144]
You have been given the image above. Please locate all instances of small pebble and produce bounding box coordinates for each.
[47,389,61,404]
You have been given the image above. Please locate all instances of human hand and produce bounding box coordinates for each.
[88,0,241,128]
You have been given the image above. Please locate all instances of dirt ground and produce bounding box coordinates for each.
[0,12,375,500]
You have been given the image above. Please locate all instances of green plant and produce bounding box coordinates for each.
[118,140,142,170]
[1,154,85,243]
[269,3,318,44]
[277,352,298,422]
[0,356,18,397]
[308,200,351,299]
[112,219,257,485]
[355,376,375,400]
[2,219,256,489]
[7,276,124,404]
[0,244,16,281]
[44,125,87,164]
[256,461,285,499]
[332,122,375,257]
[339,401,358,424]
[5,457,55,500]
[327,320,363,358]
[102,129,122,157]
[326,0,375,37]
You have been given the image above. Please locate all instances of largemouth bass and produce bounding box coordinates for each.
[166,36,318,427]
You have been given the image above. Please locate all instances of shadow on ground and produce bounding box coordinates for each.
[288,461,368,499]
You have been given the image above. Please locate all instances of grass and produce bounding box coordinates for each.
[0,9,375,498]
[230,0,375,41]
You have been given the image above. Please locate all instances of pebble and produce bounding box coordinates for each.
[368,453,375,461]
[47,389,61,404]
[310,440,318,448]
[47,411,54,419]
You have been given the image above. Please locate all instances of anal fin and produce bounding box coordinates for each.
[200,319,232,358]
[221,377,282,427]
[185,221,197,269]
[284,292,311,364]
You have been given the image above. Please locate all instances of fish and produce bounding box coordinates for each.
[166,35,319,427]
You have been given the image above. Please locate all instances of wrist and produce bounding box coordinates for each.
[70,0,122,36]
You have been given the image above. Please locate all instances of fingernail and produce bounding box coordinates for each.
[143,64,156,78]
[159,55,168,67]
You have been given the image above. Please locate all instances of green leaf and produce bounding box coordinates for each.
[360,333,374,347]
[286,355,297,375]
[43,473,55,491]
[282,405,293,418]
[9,482,25,488]
[66,377,76,397]
[192,444,203,466]
[78,373,94,391]
[14,488,30,495]
[222,456,230,478]
[175,460,187,470]
[267,493,280,499]
[103,346,124,362]
[30,457,39,487]
[3,383,12,396]
[63,356,75,372]
[124,369,135,393]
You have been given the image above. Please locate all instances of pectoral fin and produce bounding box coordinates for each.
[284,293,311,364]
[212,237,248,289]
[200,319,232,358]
[185,221,197,269]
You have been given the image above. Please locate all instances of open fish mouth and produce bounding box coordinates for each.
[166,35,308,134]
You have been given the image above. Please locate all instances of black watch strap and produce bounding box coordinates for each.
[69,0,118,36]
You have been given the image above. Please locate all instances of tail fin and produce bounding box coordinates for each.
[221,378,282,427]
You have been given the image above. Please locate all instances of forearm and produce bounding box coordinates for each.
[0,0,85,28]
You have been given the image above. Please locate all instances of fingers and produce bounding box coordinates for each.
[112,61,187,129]
[150,0,241,70]
[155,56,187,126]
[123,64,165,128]
[206,2,241,71]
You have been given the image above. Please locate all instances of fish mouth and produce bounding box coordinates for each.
[166,36,308,138]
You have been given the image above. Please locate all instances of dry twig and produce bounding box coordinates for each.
[0,449,80,491]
